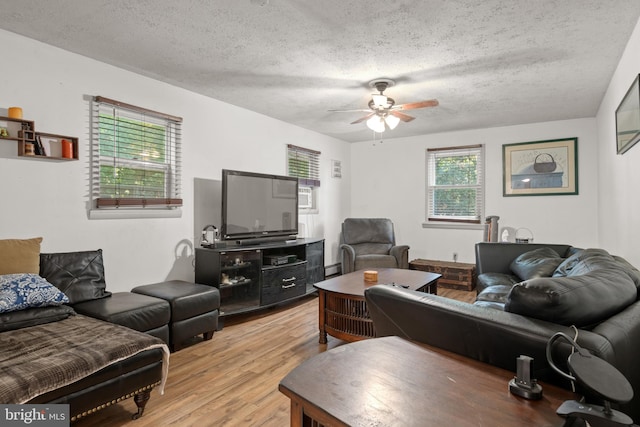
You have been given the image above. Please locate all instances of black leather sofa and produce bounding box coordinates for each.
[28,249,219,419]
[364,243,640,422]
[36,249,170,420]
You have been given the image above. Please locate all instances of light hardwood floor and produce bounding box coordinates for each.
[74,288,475,427]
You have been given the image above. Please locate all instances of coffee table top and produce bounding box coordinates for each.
[279,336,575,427]
[313,268,440,296]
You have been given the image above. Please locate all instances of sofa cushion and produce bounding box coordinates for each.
[0,305,75,332]
[0,237,43,275]
[510,247,564,281]
[0,273,69,313]
[613,255,640,292]
[553,248,610,277]
[476,272,520,293]
[476,284,513,304]
[73,292,170,333]
[39,249,111,304]
[505,253,637,326]
[354,254,398,270]
[473,300,506,311]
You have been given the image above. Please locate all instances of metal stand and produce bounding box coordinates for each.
[546,332,635,427]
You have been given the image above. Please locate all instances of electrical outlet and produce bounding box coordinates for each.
[453,252,458,262]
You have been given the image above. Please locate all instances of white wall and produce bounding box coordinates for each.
[350,118,599,264]
[0,29,351,292]
[596,16,640,267]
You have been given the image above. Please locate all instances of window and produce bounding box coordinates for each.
[426,144,484,224]
[287,144,320,211]
[90,96,182,217]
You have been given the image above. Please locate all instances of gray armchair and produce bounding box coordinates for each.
[340,218,409,274]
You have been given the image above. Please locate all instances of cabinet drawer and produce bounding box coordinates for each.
[261,263,306,305]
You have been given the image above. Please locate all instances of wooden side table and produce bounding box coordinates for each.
[410,258,476,291]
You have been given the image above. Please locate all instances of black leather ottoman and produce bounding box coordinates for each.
[72,292,171,344]
[131,280,220,351]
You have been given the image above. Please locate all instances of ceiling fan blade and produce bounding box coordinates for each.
[328,108,372,113]
[351,112,375,124]
[394,99,439,110]
[390,110,415,122]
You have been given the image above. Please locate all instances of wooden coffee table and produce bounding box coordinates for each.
[279,336,575,427]
[313,268,440,343]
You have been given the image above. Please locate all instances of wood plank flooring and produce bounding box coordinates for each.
[74,288,475,427]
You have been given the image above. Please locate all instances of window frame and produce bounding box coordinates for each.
[89,96,183,219]
[287,144,320,213]
[424,144,485,228]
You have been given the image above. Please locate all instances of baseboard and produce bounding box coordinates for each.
[325,263,341,277]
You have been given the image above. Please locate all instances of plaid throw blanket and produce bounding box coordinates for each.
[0,314,169,404]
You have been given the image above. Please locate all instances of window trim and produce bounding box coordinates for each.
[287,144,320,187]
[287,144,321,212]
[424,144,485,228]
[90,96,183,218]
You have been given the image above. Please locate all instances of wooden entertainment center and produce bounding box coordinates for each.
[195,238,324,317]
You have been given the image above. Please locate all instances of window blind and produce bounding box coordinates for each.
[287,144,321,187]
[91,96,183,209]
[426,144,484,223]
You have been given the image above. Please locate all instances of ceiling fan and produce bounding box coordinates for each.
[330,78,439,133]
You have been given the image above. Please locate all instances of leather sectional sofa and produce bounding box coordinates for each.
[0,239,217,421]
[364,242,640,422]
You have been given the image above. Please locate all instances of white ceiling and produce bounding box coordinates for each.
[1,1,639,143]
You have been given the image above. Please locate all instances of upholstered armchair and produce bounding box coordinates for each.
[340,218,409,274]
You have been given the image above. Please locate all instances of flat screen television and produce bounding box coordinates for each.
[221,169,299,242]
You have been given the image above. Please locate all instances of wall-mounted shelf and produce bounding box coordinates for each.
[0,115,78,161]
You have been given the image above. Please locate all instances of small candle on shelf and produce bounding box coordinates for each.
[8,107,23,119]
[61,139,73,159]
[24,143,35,155]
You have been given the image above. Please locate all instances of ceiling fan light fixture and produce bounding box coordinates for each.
[372,94,388,108]
[366,115,385,133]
[385,114,400,130]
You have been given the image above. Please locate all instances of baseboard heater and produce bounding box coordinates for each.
[325,263,341,278]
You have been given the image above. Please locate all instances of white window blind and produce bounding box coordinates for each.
[426,144,484,224]
[91,96,183,210]
[287,144,321,187]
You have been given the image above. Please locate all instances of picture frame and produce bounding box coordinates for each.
[615,74,640,155]
[331,160,342,178]
[502,137,578,197]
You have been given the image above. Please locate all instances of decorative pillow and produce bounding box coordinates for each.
[0,237,43,275]
[553,248,611,277]
[505,262,637,327]
[510,247,564,281]
[0,305,75,332]
[39,249,111,304]
[0,273,69,313]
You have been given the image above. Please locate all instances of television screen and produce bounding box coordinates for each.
[221,169,299,241]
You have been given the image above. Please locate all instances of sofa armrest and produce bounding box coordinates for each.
[340,243,356,274]
[389,245,409,269]
[364,284,610,386]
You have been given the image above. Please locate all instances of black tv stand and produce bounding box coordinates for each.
[234,235,297,246]
[195,238,324,318]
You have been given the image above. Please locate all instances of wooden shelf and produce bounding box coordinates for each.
[0,115,78,161]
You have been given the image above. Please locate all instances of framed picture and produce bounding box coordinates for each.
[331,160,342,178]
[615,74,640,155]
[503,137,578,197]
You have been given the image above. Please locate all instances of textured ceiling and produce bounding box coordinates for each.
[0,1,639,142]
